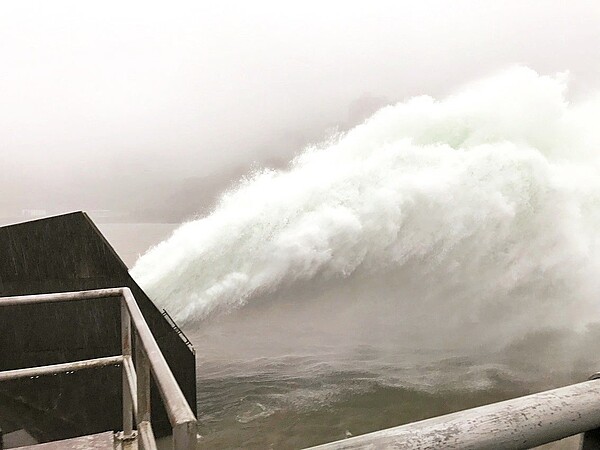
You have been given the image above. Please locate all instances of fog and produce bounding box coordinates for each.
[1,1,599,222]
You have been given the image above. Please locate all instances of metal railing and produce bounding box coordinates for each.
[162,309,195,354]
[306,377,600,450]
[0,288,197,450]
[10,288,600,449]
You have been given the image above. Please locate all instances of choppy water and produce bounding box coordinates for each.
[187,308,599,449]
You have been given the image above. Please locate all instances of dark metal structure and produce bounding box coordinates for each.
[0,288,197,450]
[0,212,196,444]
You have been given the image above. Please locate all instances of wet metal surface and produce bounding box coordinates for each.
[307,379,600,450]
[15,431,114,449]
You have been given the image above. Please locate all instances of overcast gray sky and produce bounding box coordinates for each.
[1,0,599,221]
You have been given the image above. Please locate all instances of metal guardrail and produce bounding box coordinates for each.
[8,289,600,450]
[162,309,195,354]
[307,378,600,450]
[0,288,197,450]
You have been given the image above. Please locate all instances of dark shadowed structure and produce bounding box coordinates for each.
[0,212,196,444]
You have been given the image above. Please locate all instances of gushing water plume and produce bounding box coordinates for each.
[132,67,600,348]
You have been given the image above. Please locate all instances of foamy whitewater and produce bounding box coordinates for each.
[130,66,600,449]
[132,67,600,348]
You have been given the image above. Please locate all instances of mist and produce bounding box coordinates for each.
[2,1,600,223]
[128,68,600,448]
[132,66,600,347]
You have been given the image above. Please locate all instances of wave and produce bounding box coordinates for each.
[132,66,600,346]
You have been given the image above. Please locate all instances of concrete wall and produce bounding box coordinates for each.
[0,212,196,443]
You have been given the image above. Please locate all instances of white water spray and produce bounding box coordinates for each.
[132,67,600,346]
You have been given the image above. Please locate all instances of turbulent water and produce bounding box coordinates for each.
[132,67,600,448]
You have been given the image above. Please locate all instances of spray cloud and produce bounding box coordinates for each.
[132,67,600,347]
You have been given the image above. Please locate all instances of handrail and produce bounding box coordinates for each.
[14,289,600,449]
[0,288,123,306]
[121,288,197,447]
[0,356,123,382]
[162,308,195,354]
[0,288,197,450]
[307,379,600,450]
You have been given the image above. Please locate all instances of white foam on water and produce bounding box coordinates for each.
[132,67,600,348]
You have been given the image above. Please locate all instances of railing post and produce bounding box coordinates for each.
[173,420,197,450]
[121,297,134,438]
[136,331,151,423]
